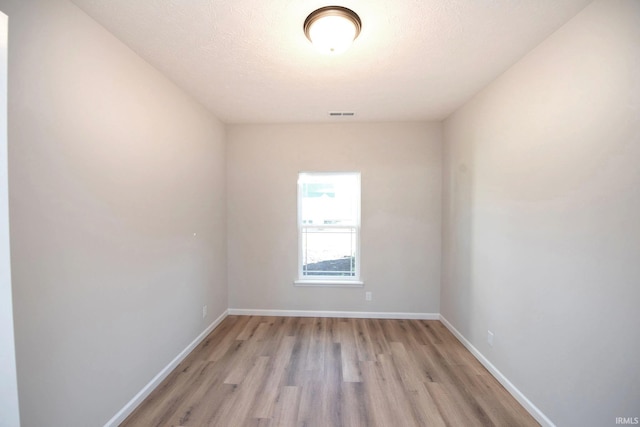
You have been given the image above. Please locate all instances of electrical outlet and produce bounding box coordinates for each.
[202,305,208,319]
[487,330,494,347]
[365,291,372,301]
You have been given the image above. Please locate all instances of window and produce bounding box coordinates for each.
[296,172,362,286]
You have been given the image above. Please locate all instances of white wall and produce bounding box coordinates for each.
[442,0,640,425]
[227,122,441,315]
[0,0,227,425]
[0,10,20,427]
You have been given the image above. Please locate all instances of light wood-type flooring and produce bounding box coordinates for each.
[121,316,539,427]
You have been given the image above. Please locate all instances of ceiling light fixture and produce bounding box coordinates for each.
[303,6,362,55]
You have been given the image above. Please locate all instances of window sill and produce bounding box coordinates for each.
[294,279,364,288]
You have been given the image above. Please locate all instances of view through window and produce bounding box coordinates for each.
[298,172,360,281]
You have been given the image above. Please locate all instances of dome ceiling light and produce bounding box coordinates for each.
[303,6,362,55]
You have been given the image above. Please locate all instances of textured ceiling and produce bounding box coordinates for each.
[69,0,592,124]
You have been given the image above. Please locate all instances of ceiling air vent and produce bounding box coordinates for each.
[328,111,355,117]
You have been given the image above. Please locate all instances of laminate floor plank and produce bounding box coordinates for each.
[354,319,377,362]
[165,339,262,426]
[204,314,251,362]
[270,386,300,427]
[222,338,267,385]
[326,317,340,344]
[457,365,532,427]
[305,318,327,374]
[121,316,539,427]
[377,353,423,427]
[341,382,370,427]
[338,319,363,383]
[409,380,448,427]
[391,342,415,385]
[259,317,290,357]
[426,381,487,427]
[235,315,267,341]
[120,359,208,427]
[204,355,271,426]
[321,342,345,426]
[296,378,328,427]
[284,318,312,387]
[251,335,296,419]
[359,360,399,427]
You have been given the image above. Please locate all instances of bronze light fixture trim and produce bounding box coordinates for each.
[303,6,362,54]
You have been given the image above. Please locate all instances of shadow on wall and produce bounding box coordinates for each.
[444,137,477,336]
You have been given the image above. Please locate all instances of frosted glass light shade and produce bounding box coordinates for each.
[304,6,362,55]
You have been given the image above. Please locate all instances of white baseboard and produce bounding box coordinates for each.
[228,308,439,320]
[103,310,228,427]
[439,315,555,427]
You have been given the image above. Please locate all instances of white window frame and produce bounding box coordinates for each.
[294,172,363,287]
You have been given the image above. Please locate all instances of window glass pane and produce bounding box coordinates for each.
[300,173,358,226]
[302,227,356,277]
